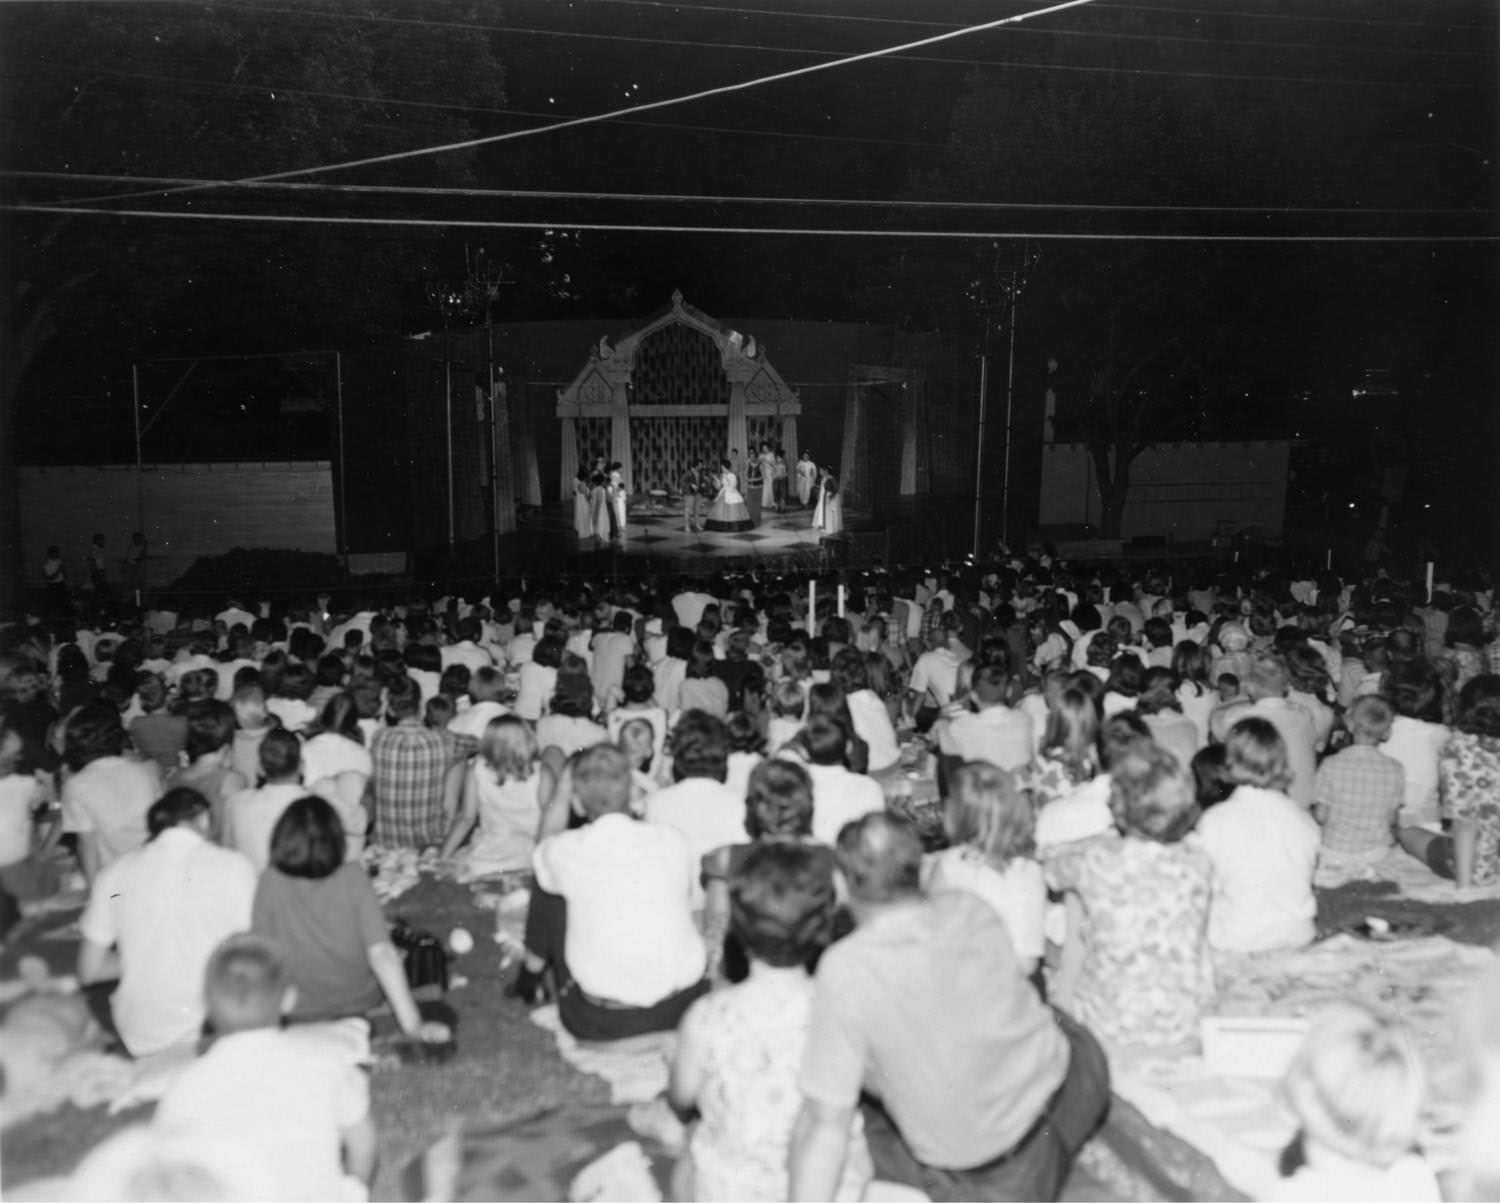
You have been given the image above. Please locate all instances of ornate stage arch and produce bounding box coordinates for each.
[555,292,802,498]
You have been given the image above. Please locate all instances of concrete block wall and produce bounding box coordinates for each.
[19,462,336,589]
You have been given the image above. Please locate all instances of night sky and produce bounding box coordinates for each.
[3,0,1497,550]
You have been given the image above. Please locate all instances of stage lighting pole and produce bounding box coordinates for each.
[1001,269,1018,550]
[972,348,989,560]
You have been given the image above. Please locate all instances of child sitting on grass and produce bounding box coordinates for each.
[1313,695,1405,878]
[926,761,1045,981]
[154,934,377,1202]
[1197,717,1320,953]
[1264,1003,1440,1201]
[1044,744,1214,1052]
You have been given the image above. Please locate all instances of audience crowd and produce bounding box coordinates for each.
[2,552,1499,1201]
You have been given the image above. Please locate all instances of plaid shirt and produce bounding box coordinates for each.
[1314,744,1405,857]
[370,720,465,848]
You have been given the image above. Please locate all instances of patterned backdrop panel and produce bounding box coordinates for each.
[747,415,780,454]
[631,417,725,495]
[633,324,730,407]
[574,417,612,477]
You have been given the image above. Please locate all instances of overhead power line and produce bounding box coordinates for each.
[9,203,1498,242]
[11,171,1491,218]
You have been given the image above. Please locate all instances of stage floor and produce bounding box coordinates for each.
[534,500,837,560]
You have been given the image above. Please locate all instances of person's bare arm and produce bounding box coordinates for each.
[439,767,480,860]
[787,1097,854,1202]
[368,941,446,1040]
[341,1114,378,1186]
[1454,817,1479,888]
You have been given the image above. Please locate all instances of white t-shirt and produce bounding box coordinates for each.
[939,705,1035,772]
[1383,716,1450,824]
[267,697,319,735]
[533,813,706,1006]
[216,658,260,701]
[644,777,745,868]
[1035,775,1114,850]
[224,783,307,876]
[846,689,901,773]
[61,756,162,871]
[925,847,1046,960]
[908,648,964,707]
[0,773,43,867]
[513,662,557,721]
[534,714,609,758]
[440,640,494,674]
[1196,785,1319,953]
[672,592,716,631]
[299,733,373,787]
[155,1027,369,1203]
[78,828,255,1056]
[803,762,887,846]
[447,699,511,740]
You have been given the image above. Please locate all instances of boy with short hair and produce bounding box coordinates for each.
[229,683,278,786]
[154,934,376,1201]
[1313,695,1406,875]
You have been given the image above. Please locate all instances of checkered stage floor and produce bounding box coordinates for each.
[584,504,827,559]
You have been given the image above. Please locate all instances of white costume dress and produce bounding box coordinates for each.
[705,470,753,532]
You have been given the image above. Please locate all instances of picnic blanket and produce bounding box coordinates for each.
[1111,934,1492,1199]
[529,1005,676,1105]
[1316,845,1500,903]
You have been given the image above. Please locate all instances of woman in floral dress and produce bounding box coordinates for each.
[1044,743,1215,1054]
[1400,674,1500,888]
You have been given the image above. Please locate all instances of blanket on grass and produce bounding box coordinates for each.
[1111,934,1491,1199]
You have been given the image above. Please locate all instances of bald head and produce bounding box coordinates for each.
[835,812,924,904]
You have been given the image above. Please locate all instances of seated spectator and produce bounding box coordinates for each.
[831,648,901,773]
[1045,745,1214,1052]
[153,935,378,1201]
[1313,695,1404,875]
[766,678,807,756]
[793,713,886,845]
[1399,674,1500,888]
[0,718,58,901]
[722,710,765,801]
[789,813,1109,1201]
[679,641,730,719]
[128,673,187,775]
[535,656,609,756]
[77,788,255,1056]
[937,661,1034,774]
[1022,685,1099,809]
[1190,744,1235,810]
[1198,717,1320,953]
[1137,666,1202,769]
[165,700,249,841]
[229,683,277,786]
[618,715,665,803]
[670,842,871,1201]
[447,666,510,740]
[515,745,708,1039]
[441,716,556,874]
[644,710,744,874]
[1382,659,1450,826]
[266,662,319,735]
[1210,657,1318,808]
[1035,712,1152,851]
[60,702,162,883]
[514,636,564,721]
[700,757,823,981]
[926,761,1045,979]
[590,611,637,711]
[1265,1004,1439,1201]
[251,796,436,1034]
[299,692,372,861]
[224,730,308,876]
[605,664,669,762]
[369,677,466,850]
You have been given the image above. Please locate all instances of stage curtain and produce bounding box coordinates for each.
[781,416,799,466]
[559,417,579,500]
[727,381,748,469]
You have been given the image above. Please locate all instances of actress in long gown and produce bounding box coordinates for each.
[704,461,753,532]
[590,475,611,541]
[744,455,764,527]
[609,463,627,538]
[813,469,843,536]
[573,470,593,539]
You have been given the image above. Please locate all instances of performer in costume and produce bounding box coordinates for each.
[795,451,818,508]
[704,459,753,532]
[818,468,843,536]
[773,447,789,512]
[590,472,611,542]
[573,468,593,539]
[757,443,776,514]
[608,461,627,540]
[682,460,708,533]
[745,450,765,527]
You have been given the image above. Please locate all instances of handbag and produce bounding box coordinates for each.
[390,919,451,991]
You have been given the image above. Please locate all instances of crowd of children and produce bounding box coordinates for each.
[1,554,1498,1200]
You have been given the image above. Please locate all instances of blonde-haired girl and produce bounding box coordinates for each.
[925,761,1046,978]
[440,716,555,874]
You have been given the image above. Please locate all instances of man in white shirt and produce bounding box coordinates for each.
[77,789,256,1056]
[60,704,163,883]
[440,617,494,675]
[907,615,967,721]
[938,662,1034,773]
[447,667,510,739]
[154,935,375,1200]
[223,730,308,876]
[215,600,257,632]
[798,715,886,844]
[517,745,708,1040]
[671,587,716,632]
[644,711,744,873]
